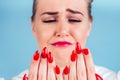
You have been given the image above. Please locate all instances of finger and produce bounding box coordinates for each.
[47,52,56,80]
[82,48,96,80]
[63,66,69,80]
[95,73,103,80]
[76,42,87,80]
[28,50,40,80]
[77,53,87,80]
[69,50,77,80]
[54,65,63,80]
[38,47,48,80]
[23,74,28,80]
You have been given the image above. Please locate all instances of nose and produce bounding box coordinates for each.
[56,31,69,37]
[55,21,69,38]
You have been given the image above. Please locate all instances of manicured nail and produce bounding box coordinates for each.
[71,50,77,62]
[95,73,103,80]
[54,65,60,74]
[82,48,89,55]
[23,74,27,80]
[47,52,53,63]
[76,42,82,54]
[63,66,69,75]
[33,50,40,61]
[41,47,48,58]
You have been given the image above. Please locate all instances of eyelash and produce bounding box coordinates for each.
[43,19,81,23]
[43,20,56,23]
[69,19,81,22]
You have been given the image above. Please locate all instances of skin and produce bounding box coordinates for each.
[28,0,96,80]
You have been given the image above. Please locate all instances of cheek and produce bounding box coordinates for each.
[35,25,55,49]
[71,26,89,47]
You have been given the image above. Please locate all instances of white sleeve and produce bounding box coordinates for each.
[0,78,4,80]
[117,71,120,80]
[95,66,120,80]
[10,69,28,80]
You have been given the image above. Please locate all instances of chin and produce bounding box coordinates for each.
[51,47,73,57]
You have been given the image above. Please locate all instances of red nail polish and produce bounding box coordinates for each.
[41,47,48,58]
[47,52,53,63]
[63,66,69,75]
[55,65,60,74]
[76,42,82,54]
[82,48,89,55]
[71,50,77,62]
[23,74,27,80]
[33,50,40,61]
[95,73,103,80]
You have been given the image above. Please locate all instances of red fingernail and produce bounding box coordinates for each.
[55,65,60,74]
[71,50,77,62]
[47,52,53,63]
[23,74,27,80]
[33,50,40,61]
[95,73,103,80]
[41,47,48,58]
[63,66,69,75]
[76,42,82,54]
[82,48,89,55]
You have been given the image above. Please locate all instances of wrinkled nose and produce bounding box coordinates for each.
[55,22,69,38]
[56,31,69,37]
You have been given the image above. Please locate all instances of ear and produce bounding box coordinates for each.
[87,18,93,37]
[30,19,37,38]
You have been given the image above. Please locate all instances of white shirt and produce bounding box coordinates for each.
[8,66,120,80]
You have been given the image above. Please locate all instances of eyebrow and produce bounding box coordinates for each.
[66,8,84,16]
[40,8,84,16]
[41,12,58,15]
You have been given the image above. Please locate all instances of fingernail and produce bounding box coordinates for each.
[82,48,89,55]
[47,52,53,63]
[33,50,40,61]
[71,50,77,62]
[23,74,27,80]
[76,42,82,54]
[41,47,48,58]
[63,66,69,75]
[95,73,103,80]
[54,65,60,74]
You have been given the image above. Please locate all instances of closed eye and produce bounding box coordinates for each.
[68,19,81,22]
[43,20,56,23]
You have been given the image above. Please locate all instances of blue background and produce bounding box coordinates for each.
[0,0,120,79]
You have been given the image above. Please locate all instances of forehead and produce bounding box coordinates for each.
[36,0,88,12]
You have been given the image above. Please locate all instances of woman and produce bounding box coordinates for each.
[12,0,120,80]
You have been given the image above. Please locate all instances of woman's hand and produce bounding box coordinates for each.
[27,47,71,80]
[68,42,103,80]
[28,47,56,80]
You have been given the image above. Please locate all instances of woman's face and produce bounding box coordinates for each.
[31,0,92,57]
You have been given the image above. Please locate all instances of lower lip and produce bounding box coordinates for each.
[51,42,72,47]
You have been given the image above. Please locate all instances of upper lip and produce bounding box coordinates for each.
[51,41,73,47]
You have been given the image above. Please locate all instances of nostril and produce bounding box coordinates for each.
[57,34,61,37]
[57,33,69,37]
